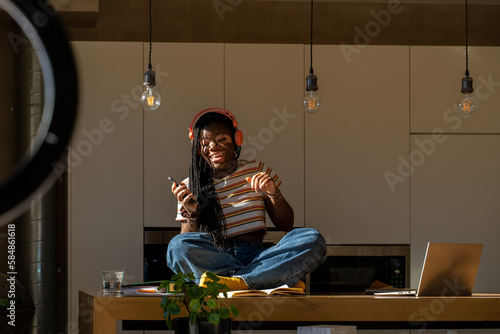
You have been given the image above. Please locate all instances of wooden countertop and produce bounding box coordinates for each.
[79,290,500,333]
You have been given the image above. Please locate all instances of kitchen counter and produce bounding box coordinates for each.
[79,290,500,333]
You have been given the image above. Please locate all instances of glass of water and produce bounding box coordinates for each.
[101,270,124,294]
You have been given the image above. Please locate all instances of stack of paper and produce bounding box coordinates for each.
[297,325,357,334]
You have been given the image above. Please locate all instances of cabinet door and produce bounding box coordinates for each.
[144,43,224,227]
[69,42,144,323]
[305,45,410,244]
[225,44,305,227]
[411,46,500,133]
[410,135,500,292]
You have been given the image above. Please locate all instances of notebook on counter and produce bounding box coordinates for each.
[374,242,483,297]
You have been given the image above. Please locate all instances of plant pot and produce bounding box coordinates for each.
[173,318,232,334]
[174,318,196,334]
[197,318,232,334]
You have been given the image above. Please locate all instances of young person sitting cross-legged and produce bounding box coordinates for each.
[167,108,326,291]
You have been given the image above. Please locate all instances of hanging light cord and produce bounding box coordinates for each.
[465,0,469,77]
[148,0,152,71]
[309,0,314,74]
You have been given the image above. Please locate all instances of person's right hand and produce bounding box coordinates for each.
[171,182,199,214]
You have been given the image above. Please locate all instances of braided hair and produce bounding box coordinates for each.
[189,112,241,251]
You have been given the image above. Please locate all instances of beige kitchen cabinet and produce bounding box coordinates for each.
[411,46,500,133]
[305,45,410,244]
[410,134,500,292]
[225,43,305,227]
[410,46,500,293]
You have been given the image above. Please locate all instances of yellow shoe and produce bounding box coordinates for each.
[199,272,249,291]
[291,279,306,291]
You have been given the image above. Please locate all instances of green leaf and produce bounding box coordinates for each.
[189,299,201,312]
[187,285,202,300]
[167,303,181,315]
[158,280,169,290]
[162,297,173,310]
[206,272,219,282]
[230,305,239,317]
[207,312,220,325]
[219,306,230,319]
[206,299,217,309]
[190,312,197,325]
[166,318,173,330]
[204,285,215,295]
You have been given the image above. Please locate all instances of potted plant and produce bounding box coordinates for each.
[159,271,239,333]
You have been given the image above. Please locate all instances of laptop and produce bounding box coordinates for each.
[375,242,483,297]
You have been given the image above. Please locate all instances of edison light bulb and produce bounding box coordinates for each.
[303,90,322,113]
[142,85,161,111]
[303,70,321,113]
[142,68,161,111]
[457,93,478,115]
[456,76,478,115]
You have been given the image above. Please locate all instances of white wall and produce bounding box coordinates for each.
[69,42,144,330]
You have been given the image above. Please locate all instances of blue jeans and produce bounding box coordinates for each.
[166,228,327,289]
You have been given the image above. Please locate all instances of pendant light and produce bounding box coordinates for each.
[456,0,478,115]
[141,0,161,111]
[303,0,322,113]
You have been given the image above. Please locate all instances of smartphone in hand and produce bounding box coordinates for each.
[168,177,197,203]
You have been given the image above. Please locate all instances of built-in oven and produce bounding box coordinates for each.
[143,228,177,282]
[307,244,410,293]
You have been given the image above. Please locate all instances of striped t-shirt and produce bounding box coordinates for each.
[175,160,281,239]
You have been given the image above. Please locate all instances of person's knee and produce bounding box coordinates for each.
[312,228,326,245]
[297,228,325,246]
[166,233,198,264]
[296,228,327,261]
[166,233,180,252]
[310,229,326,252]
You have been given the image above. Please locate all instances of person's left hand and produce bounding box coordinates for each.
[246,172,278,196]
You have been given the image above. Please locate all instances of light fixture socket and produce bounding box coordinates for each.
[144,69,156,87]
[306,73,318,92]
[461,76,474,94]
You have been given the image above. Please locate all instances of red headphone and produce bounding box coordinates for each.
[188,108,244,147]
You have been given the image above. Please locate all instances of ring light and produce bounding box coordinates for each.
[0,0,78,225]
